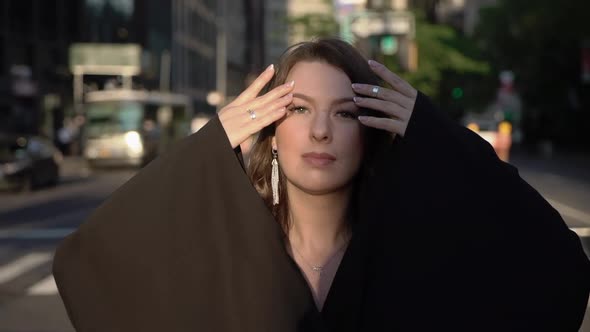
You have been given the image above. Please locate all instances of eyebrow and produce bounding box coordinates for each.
[292,93,355,106]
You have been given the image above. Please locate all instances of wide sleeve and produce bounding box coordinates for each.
[52,116,319,332]
[359,92,590,331]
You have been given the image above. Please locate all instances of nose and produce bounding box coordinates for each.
[310,112,332,143]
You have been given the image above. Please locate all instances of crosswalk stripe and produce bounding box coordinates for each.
[0,227,76,240]
[0,252,52,284]
[27,274,58,295]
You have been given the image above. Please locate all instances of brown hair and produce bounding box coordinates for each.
[246,38,391,235]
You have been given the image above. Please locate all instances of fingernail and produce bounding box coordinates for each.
[351,83,359,89]
[285,93,293,99]
[368,60,379,67]
[353,97,362,103]
[287,80,295,87]
[358,116,368,121]
[266,64,274,71]
[277,107,286,112]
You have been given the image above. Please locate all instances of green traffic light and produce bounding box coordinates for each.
[452,87,464,99]
[380,35,397,55]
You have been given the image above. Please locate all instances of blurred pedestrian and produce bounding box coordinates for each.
[57,118,78,156]
[53,38,590,331]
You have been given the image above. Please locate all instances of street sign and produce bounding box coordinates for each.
[69,43,142,76]
[350,11,415,39]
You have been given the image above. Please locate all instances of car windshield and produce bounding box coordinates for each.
[85,101,143,138]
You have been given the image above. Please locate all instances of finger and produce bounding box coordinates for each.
[358,115,407,137]
[249,107,288,132]
[352,84,413,110]
[367,60,417,99]
[249,93,293,120]
[353,97,411,121]
[232,64,275,105]
[247,80,294,110]
[232,93,291,128]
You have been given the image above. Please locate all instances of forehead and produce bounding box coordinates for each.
[285,61,353,98]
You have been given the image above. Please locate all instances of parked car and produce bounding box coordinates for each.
[0,134,61,192]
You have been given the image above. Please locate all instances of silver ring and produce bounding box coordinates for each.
[372,86,380,98]
[247,109,256,120]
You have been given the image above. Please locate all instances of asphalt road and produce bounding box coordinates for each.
[0,154,589,331]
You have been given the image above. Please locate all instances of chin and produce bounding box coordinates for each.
[291,176,353,195]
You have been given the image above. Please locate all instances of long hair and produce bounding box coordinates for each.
[246,38,392,235]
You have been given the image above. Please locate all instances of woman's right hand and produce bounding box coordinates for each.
[218,64,294,149]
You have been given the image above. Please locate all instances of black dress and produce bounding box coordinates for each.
[53,92,590,331]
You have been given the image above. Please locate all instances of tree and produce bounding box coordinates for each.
[475,0,590,146]
[382,11,491,118]
[287,6,492,120]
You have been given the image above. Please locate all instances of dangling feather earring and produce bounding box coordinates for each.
[271,148,279,205]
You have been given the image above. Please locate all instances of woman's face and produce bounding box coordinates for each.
[272,61,364,195]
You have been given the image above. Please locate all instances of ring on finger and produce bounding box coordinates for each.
[247,109,256,120]
[372,86,380,98]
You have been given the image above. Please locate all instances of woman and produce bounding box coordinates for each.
[53,38,590,331]
[228,41,404,311]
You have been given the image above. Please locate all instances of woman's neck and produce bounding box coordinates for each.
[286,183,352,254]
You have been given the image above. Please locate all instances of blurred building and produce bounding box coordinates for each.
[81,0,266,111]
[463,0,497,35]
[431,0,465,29]
[264,0,335,64]
[0,0,84,136]
[408,0,498,35]
[0,0,265,140]
[368,0,408,10]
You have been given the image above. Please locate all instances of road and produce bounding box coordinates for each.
[0,160,134,331]
[0,154,589,331]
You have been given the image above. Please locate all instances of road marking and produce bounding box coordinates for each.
[27,274,58,295]
[0,208,89,229]
[0,252,52,284]
[0,227,76,240]
[547,199,590,226]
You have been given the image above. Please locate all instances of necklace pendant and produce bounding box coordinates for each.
[312,266,323,274]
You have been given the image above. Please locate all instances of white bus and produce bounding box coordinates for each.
[83,89,194,167]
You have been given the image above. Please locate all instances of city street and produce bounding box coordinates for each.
[0,153,589,331]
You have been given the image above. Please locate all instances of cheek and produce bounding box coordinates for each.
[339,124,364,160]
[274,120,304,155]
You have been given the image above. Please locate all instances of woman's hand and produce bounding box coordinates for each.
[218,64,294,149]
[352,60,418,138]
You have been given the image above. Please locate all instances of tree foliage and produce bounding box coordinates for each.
[382,11,491,118]
[474,0,590,145]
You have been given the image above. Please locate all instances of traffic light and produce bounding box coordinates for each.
[380,35,398,55]
[451,87,464,99]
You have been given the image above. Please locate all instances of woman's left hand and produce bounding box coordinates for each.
[352,60,418,138]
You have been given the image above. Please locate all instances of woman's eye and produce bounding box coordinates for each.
[288,106,308,114]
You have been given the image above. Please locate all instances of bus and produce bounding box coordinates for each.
[83,89,194,167]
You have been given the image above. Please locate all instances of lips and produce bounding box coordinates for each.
[302,152,336,167]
